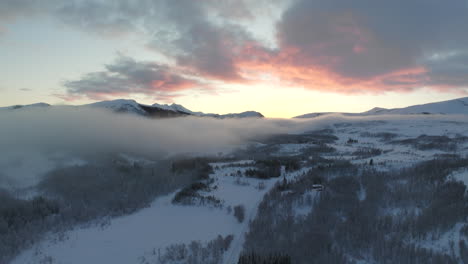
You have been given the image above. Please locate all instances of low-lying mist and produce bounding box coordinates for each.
[0,107,280,156]
[1,106,466,190]
[0,107,290,190]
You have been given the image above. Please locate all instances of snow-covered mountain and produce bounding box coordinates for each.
[85,99,192,118]
[295,97,468,118]
[86,99,263,118]
[197,111,264,119]
[0,102,50,111]
[0,99,263,119]
[362,97,468,115]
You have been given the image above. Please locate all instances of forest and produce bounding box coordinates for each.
[243,158,468,263]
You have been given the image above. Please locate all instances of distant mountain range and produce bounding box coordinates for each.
[0,99,264,119]
[3,97,468,119]
[295,97,468,118]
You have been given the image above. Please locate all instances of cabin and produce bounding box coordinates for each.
[312,184,324,191]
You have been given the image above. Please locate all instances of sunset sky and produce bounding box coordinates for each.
[1,0,468,118]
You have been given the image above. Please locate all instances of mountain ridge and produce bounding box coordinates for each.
[295,97,468,118]
[0,99,264,119]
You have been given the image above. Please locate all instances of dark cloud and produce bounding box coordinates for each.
[144,0,250,81]
[424,52,468,87]
[62,56,203,101]
[54,1,139,37]
[276,0,468,89]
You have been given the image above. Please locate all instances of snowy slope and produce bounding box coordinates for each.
[296,96,468,118]
[151,102,192,114]
[85,99,148,116]
[12,161,287,264]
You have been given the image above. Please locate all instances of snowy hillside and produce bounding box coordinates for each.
[296,96,468,118]
[12,161,304,264]
[86,99,148,116]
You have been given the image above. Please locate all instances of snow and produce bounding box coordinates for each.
[12,161,286,264]
[448,169,468,188]
[0,102,50,111]
[274,143,313,156]
[217,111,264,118]
[86,99,148,116]
[293,190,319,218]
[376,97,468,115]
[296,96,468,118]
[7,98,468,263]
[416,223,466,259]
[84,99,264,119]
[8,99,265,119]
[358,183,366,201]
[191,111,264,118]
[151,103,192,114]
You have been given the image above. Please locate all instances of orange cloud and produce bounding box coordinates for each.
[232,43,438,94]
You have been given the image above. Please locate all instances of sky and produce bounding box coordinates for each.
[1,0,467,118]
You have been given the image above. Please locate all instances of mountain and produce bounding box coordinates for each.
[362,97,468,115]
[295,97,468,118]
[85,99,263,118]
[196,111,264,119]
[0,99,263,119]
[85,99,191,118]
[0,102,50,111]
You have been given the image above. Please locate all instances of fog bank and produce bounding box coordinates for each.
[1,107,466,190]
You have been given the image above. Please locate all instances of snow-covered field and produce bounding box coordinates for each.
[12,161,294,264]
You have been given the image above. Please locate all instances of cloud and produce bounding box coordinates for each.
[0,0,251,81]
[424,52,468,88]
[51,0,254,81]
[0,0,49,22]
[54,1,137,37]
[3,0,468,96]
[268,0,468,92]
[143,0,252,81]
[62,56,206,101]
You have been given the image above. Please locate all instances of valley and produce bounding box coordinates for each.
[2,112,468,263]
